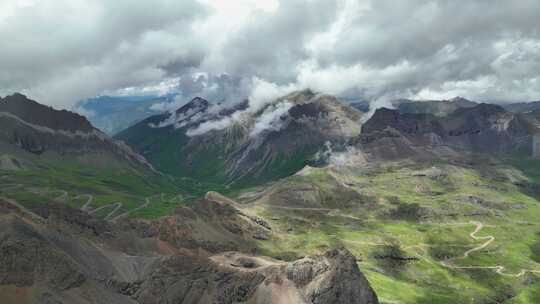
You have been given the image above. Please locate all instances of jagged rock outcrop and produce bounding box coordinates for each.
[0,199,379,304]
[357,103,537,160]
[137,248,378,304]
[300,249,379,304]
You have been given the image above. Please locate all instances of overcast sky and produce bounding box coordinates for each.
[1,0,540,109]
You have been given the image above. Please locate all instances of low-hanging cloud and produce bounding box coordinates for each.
[250,100,293,137]
[183,77,298,136]
[1,0,540,111]
[186,114,236,136]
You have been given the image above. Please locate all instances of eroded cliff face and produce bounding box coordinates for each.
[0,197,378,304]
[357,103,537,161]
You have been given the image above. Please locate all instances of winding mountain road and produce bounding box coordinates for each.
[88,202,123,219]
[53,190,68,201]
[462,222,494,258]
[112,195,156,221]
[77,194,94,211]
[342,221,540,277]
[0,183,171,221]
[2,181,539,277]
[436,221,540,277]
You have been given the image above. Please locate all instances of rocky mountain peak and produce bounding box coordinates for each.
[449,96,470,102]
[117,91,363,185]
[175,96,209,115]
[0,93,94,132]
[0,93,155,170]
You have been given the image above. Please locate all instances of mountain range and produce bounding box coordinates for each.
[358,103,537,161]
[117,91,540,186]
[0,92,379,304]
[2,91,540,303]
[116,90,363,187]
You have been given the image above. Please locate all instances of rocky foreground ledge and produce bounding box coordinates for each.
[0,198,378,304]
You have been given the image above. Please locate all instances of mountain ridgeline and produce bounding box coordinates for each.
[116,90,363,187]
[357,103,538,161]
[0,93,154,170]
[0,92,381,304]
[1,93,95,132]
[117,91,540,187]
[3,91,540,303]
[0,93,181,221]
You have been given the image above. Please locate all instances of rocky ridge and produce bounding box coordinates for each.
[0,195,379,304]
[0,93,154,170]
[356,103,537,161]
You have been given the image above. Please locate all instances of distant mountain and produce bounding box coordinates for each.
[348,96,478,117]
[116,90,363,187]
[395,97,478,116]
[349,101,370,112]
[357,103,536,161]
[76,94,177,135]
[0,93,153,170]
[493,101,540,130]
[502,100,540,113]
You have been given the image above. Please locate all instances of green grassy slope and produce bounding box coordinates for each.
[0,150,194,219]
[115,120,320,190]
[237,158,540,304]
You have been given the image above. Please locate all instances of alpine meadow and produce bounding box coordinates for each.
[1,1,540,303]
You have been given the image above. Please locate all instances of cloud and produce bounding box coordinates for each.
[328,146,367,167]
[186,113,238,136]
[2,0,540,111]
[247,77,298,112]
[0,0,207,108]
[250,100,293,137]
[300,0,540,102]
[183,76,298,136]
[312,141,367,167]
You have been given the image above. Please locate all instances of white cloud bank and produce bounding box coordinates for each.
[1,0,540,110]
